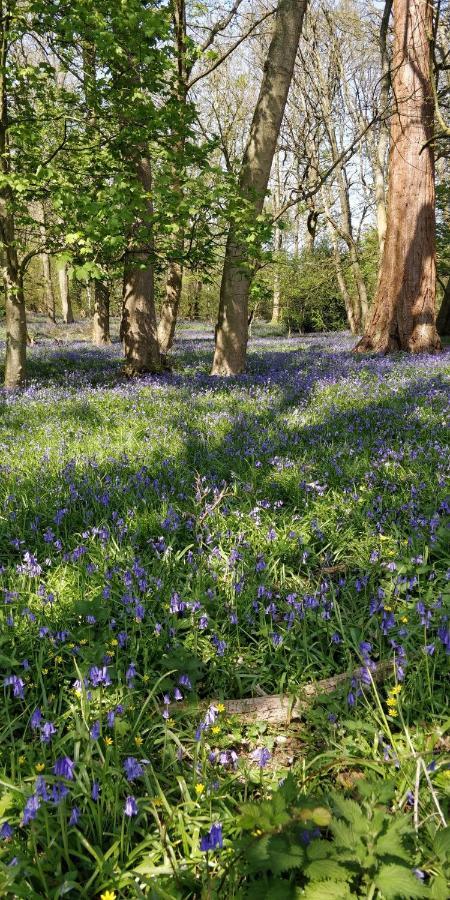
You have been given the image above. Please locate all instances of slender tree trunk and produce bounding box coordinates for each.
[58,263,74,324]
[41,252,56,322]
[187,275,202,319]
[212,0,307,375]
[157,0,187,355]
[271,228,282,324]
[355,0,441,354]
[437,278,450,335]
[92,281,111,345]
[38,205,56,322]
[4,254,26,387]
[322,186,360,333]
[121,156,160,373]
[1,13,27,386]
[271,151,282,324]
[374,0,392,256]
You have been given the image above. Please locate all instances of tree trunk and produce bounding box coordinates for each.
[374,0,392,257]
[38,205,56,322]
[322,185,360,333]
[212,0,307,375]
[4,256,27,388]
[58,263,74,324]
[437,278,450,335]
[1,16,27,387]
[158,257,183,354]
[121,157,161,373]
[271,150,282,324]
[157,0,187,356]
[92,281,111,345]
[187,275,202,319]
[271,230,282,324]
[41,252,56,322]
[355,0,441,354]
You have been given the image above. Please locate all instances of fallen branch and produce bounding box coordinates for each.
[180,661,393,726]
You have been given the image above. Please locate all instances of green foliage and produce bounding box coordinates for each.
[230,775,448,898]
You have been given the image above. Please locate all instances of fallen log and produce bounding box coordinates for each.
[181,662,392,726]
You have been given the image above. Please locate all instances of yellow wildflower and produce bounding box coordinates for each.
[100,891,116,900]
[42,668,48,675]
[104,736,113,746]
[212,726,220,735]
[195,783,205,796]
[391,685,402,695]
[110,639,118,647]
[55,655,63,664]
[134,735,143,747]
[18,755,26,765]
[217,703,225,713]
[35,763,45,773]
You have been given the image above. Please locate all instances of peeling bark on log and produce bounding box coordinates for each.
[181,663,392,725]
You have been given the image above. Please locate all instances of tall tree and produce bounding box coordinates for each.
[211,0,308,375]
[355,0,441,353]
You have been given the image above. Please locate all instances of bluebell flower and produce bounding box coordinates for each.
[53,756,75,780]
[22,794,40,825]
[124,796,138,817]
[90,720,100,740]
[31,708,42,730]
[0,822,13,840]
[52,782,69,804]
[250,747,271,768]
[69,806,80,826]
[91,781,100,801]
[4,675,25,698]
[41,721,57,744]
[200,823,223,851]
[123,757,143,782]
[89,666,111,687]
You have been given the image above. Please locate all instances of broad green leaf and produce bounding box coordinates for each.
[374,864,430,898]
[433,826,450,861]
[301,880,352,899]
[267,835,304,874]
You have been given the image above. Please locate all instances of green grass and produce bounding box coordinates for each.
[0,327,449,897]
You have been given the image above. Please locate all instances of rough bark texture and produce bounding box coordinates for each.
[121,157,161,373]
[355,0,441,354]
[158,258,183,354]
[212,0,307,375]
[180,662,392,725]
[58,263,74,324]
[92,281,111,345]
[437,277,450,335]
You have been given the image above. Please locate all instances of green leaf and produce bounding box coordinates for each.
[331,794,369,832]
[302,881,352,899]
[374,864,430,898]
[433,826,450,861]
[267,835,304,874]
[305,858,351,882]
[430,872,450,899]
[375,815,412,860]
[245,879,297,900]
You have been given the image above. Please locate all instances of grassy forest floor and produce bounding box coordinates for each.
[0,318,449,899]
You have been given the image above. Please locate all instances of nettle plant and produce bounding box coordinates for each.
[210,775,450,899]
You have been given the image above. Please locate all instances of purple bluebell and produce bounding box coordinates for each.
[124,796,138,817]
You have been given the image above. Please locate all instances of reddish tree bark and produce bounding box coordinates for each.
[355,0,441,354]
